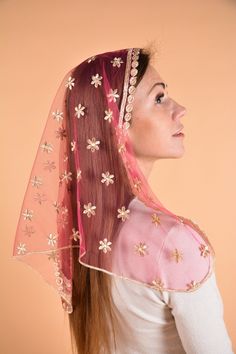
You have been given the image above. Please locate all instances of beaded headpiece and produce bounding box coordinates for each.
[12,48,215,313]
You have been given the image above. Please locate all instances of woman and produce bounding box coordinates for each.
[12,47,234,354]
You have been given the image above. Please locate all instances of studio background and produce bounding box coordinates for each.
[1,0,235,353]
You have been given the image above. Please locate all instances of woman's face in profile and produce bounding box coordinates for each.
[129,64,187,161]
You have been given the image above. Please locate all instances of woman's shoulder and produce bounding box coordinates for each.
[117,197,216,294]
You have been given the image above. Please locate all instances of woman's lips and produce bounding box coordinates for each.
[172,132,185,137]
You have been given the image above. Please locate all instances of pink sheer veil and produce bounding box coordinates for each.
[12,48,215,313]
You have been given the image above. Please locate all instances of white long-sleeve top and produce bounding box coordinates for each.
[111,270,234,354]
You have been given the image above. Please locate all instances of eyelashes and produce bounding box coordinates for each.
[155,93,165,104]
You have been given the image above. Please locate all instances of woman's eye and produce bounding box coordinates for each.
[155,93,165,104]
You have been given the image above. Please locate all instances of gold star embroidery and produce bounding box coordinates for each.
[52,109,63,122]
[117,206,130,222]
[52,201,61,213]
[16,243,27,255]
[55,126,67,140]
[47,233,58,247]
[43,160,56,172]
[71,140,76,151]
[31,176,43,188]
[110,57,124,67]
[75,103,86,118]
[104,109,113,123]
[40,141,53,153]
[91,73,103,88]
[47,250,58,261]
[59,170,73,184]
[22,224,35,237]
[77,169,82,181]
[134,242,149,256]
[186,280,200,291]
[133,177,142,192]
[170,248,184,263]
[118,143,126,153]
[151,213,161,226]
[199,243,210,257]
[101,171,114,186]
[98,238,112,253]
[65,76,75,90]
[22,209,33,221]
[151,279,164,291]
[83,202,96,217]
[86,137,100,152]
[33,193,47,204]
[107,88,119,102]
[71,228,80,242]
[87,56,96,63]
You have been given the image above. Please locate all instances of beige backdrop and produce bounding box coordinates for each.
[1,0,235,353]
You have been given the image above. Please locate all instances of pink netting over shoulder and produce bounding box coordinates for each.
[12,48,215,313]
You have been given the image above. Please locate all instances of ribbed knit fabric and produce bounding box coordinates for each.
[111,263,234,353]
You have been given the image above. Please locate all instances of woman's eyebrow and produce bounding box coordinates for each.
[148,82,168,95]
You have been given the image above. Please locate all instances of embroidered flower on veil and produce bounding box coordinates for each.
[101,171,114,186]
[110,57,124,67]
[86,137,100,152]
[91,73,103,88]
[107,88,119,102]
[75,103,86,118]
[98,238,112,253]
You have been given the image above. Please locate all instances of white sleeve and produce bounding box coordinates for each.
[161,271,235,354]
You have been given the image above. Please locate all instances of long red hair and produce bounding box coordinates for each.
[66,48,151,354]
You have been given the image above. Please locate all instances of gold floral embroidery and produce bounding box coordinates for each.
[76,169,82,181]
[47,250,58,261]
[170,248,184,263]
[107,88,119,102]
[75,103,86,118]
[71,140,76,151]
[71,228,80,242]
[152,279,164,291]
[16,243,27,255]
[59,170,73,184]
[33,192,47,204]
[52,201,61,213]
[151,213,161,226]
[83,202,96,217]
[40,141,53,153]
[47,233,58,247]
[31,176,43,188]
[134,242,149,256]
[186,280,200,291]
[52,109,63,122]
[22,209,33,221]
[91,73,103,88]
[55,126,67,140]
[22,224,35,237]
[63,153,69,162]
[133,177,141,191]
[87,56,96,63]
[65,76,75,90]
[98,238,112,253]
[86,137,100,152]
[104,109,113,123]
[117,206,130,221]
[101,171,114,186]
[118,143,126,153]
[111,57,124,67]
[43,160,56,172]
[199,243,210,257]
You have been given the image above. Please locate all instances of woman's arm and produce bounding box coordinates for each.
[161,271,234,354]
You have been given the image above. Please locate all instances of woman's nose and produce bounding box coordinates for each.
[173,101,187,120]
